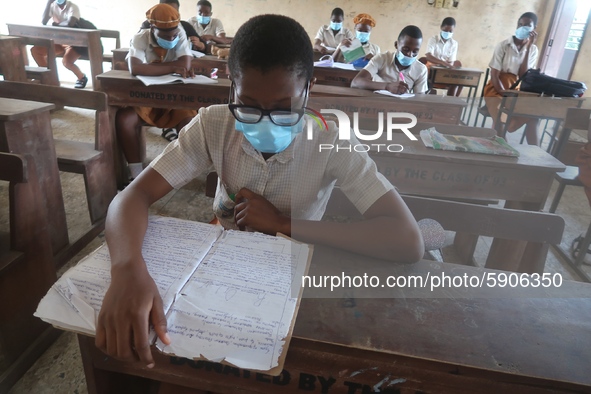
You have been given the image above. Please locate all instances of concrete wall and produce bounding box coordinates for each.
[0,0,563,84]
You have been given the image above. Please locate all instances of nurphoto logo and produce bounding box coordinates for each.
[306,109,417,153]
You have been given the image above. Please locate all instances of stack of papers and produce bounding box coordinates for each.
[374,90,415,98]
[420,128,520,157]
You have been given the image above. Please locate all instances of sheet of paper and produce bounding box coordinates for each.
[157,230,311,372]
[36,217,223,333]
[374,90,415,98]
[332,62,357,70]
[137,74,218,86]
[191,50,206,58]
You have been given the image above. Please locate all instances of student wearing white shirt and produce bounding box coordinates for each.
[313,7,355,55]
[424,17,462,96]
[332,13,381,66]
[187,0,232,45]
[31,0,90,88]
[484,12,539,145]
[351,25,428,94]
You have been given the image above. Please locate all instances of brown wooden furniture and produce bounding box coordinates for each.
[99,29,120,66]
[76,241,591,393]
[21,36,60,86]
[312,66,359,87]
[0,152,62,393]
[7,23,104,90]
[496,89,585,151]
[0,82,117,225]
[548,107,591,281]
[0,36,27,82]
[428,66,484,124]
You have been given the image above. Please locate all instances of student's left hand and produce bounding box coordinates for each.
[363,53,374,61]
[527,30,538,48]
[234,188,290,235]
[341,38,352,47]
[190,36,205,51]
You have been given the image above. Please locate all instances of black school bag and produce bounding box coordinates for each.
[510,68,586,97]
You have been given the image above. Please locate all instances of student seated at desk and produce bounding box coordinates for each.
[332,13,380,67]
[484,12,539,145]
[140,0,207,53]
[423,17,462,96]
[96,14,423,368]
[117,3,197,178]
[313,7,354,55]
[31,0,96,88]
[351,25,428,95]
[187,0,232,45]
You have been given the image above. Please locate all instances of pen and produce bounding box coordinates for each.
[398,71,405,83]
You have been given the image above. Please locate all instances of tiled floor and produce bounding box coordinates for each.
[2,66,591,392]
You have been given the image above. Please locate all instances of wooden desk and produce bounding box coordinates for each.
[0,98,68,254]
[429,66,484,125]
[192,55,228,79]
[77,246,591,393]
[0,36,27,82]
[365,124,565,272]
[313,66,359,87]
[7,23,104,90]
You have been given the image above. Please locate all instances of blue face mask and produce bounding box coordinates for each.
[198,15,211,25]
[56,0,66,5]
[330,21,342,31]
[440,31,453,40]
[356,31,370,43]
[235,117,304,153]
[396,50,416,67]
[515,26,533,40]
[156,34,179,50]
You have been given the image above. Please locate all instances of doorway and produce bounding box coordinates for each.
[539,0,591,79]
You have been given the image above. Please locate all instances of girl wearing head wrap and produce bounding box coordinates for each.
[332,13,380,66]
[116,3,198,180]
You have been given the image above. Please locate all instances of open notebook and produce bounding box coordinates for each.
[420,127,520,157]
[35,216,312,375]
[137,74,218,86]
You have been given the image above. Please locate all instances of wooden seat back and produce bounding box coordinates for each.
[552,107,591,165]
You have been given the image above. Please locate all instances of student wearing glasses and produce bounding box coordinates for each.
[116,3,197,180]
[97,14,423,367]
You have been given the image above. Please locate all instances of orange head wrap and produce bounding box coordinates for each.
[353,13,376,28]
[146,3,180,29]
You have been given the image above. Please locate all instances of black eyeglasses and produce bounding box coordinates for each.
[228,82,309,126]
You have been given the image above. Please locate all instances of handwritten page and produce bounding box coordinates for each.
[374,90,415,98]
[35,216,222,334]
[137,74,219,86]
[157,230,311,372]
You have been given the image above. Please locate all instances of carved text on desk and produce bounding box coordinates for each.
[169,357,405,393]
[128,90,229,104]
[376,165,508,187]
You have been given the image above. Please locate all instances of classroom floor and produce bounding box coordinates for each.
[2,63,591,393]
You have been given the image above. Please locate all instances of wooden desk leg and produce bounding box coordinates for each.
[107,105,127,188]
[0,111,69,254]
[0,37,27,82]
[88,34,104,91]
[486,201,545,273]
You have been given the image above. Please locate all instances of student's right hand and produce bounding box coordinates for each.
[341,38,352,47]
[319,46,328,55]
[96,263,170,367]
[172,66,194,78]
[385,81,409,95]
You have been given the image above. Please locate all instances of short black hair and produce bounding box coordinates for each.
[160,0,180,6]
[197,0,212,9]
[228,14,313,80]
[519,12,538,27]
[441,17,456,27]
[398,25,422,41]
[331,7,344,17]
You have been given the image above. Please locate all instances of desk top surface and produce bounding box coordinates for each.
[431,65,484,73]
[294,246,591,386]
[0,97,55,121]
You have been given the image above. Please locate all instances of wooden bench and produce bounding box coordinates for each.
[20,36,60,86]
[0,81,117,227]
[7,23,104,90]
[0,35,27,82]
[0,152,61,393]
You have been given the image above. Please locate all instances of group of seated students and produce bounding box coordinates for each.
[22,2,543,367]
